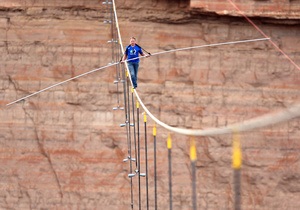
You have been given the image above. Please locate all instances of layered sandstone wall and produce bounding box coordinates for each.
[191,0,300,19]
[0,0,300,209]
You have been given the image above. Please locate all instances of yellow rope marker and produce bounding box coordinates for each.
[144,112,147,123]
[167,133,172,149]
[136,100,140,109]
[126,70,129,77]
[190,137,197,162]
[232,130,242,169]
[131,87,134,93]
[153,123,157,137]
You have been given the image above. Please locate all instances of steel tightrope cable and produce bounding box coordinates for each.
[108,1,137,208]
[104,8,135,209]
[3,1,300,210]
[5,3,296,138]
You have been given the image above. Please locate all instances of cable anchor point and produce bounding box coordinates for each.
[123,156,136,162]
[128,170,146,178]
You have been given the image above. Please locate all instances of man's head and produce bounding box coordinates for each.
[130,37,136,46]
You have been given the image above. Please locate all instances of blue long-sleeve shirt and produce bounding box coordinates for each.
[125,45,143,63]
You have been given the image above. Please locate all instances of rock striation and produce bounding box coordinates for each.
[0,0,300,209]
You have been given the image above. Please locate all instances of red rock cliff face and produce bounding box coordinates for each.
[191,0,300,19]
[1,0,300,209]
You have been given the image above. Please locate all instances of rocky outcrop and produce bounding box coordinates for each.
[0,0,300,209]
[191,0,300,20]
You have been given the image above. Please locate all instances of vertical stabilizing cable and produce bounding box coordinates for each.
[232,130,242,210]
[190,137,197,210]
[126,73,134,210]
[144,112,149,210]
[167,134,173,210]
[153,123,158,210]
[137,101,142,210]
[131,88,138,169]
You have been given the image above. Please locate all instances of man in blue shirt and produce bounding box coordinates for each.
[121,37,148,89]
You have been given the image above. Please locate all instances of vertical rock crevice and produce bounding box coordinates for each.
[21,102,64,200]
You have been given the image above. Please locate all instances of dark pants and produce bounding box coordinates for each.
[128,62,139,88]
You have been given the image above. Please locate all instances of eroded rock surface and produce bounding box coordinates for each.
[0,0,300,209]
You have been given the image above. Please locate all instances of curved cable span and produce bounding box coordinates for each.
[6,1,298,137]
[112,1,300,136]
[135,90,300,136]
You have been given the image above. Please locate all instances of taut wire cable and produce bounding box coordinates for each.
[5,38,269,107]
[136,101,142,210]
[6,36,300,136]
[226,0,300,72]
[143,112,149,210]
[131,89,138,169]
[6,63,116,106]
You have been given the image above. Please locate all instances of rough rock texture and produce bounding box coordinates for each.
[0,0,300,209]
[191,0,300,20]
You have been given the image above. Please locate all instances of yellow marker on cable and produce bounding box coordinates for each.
[136,100,140,109]
[232,130,242,169]
[190,137,197,162]
[167,133,172,149]
[153,123,157,137]
[144,112,147,123]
